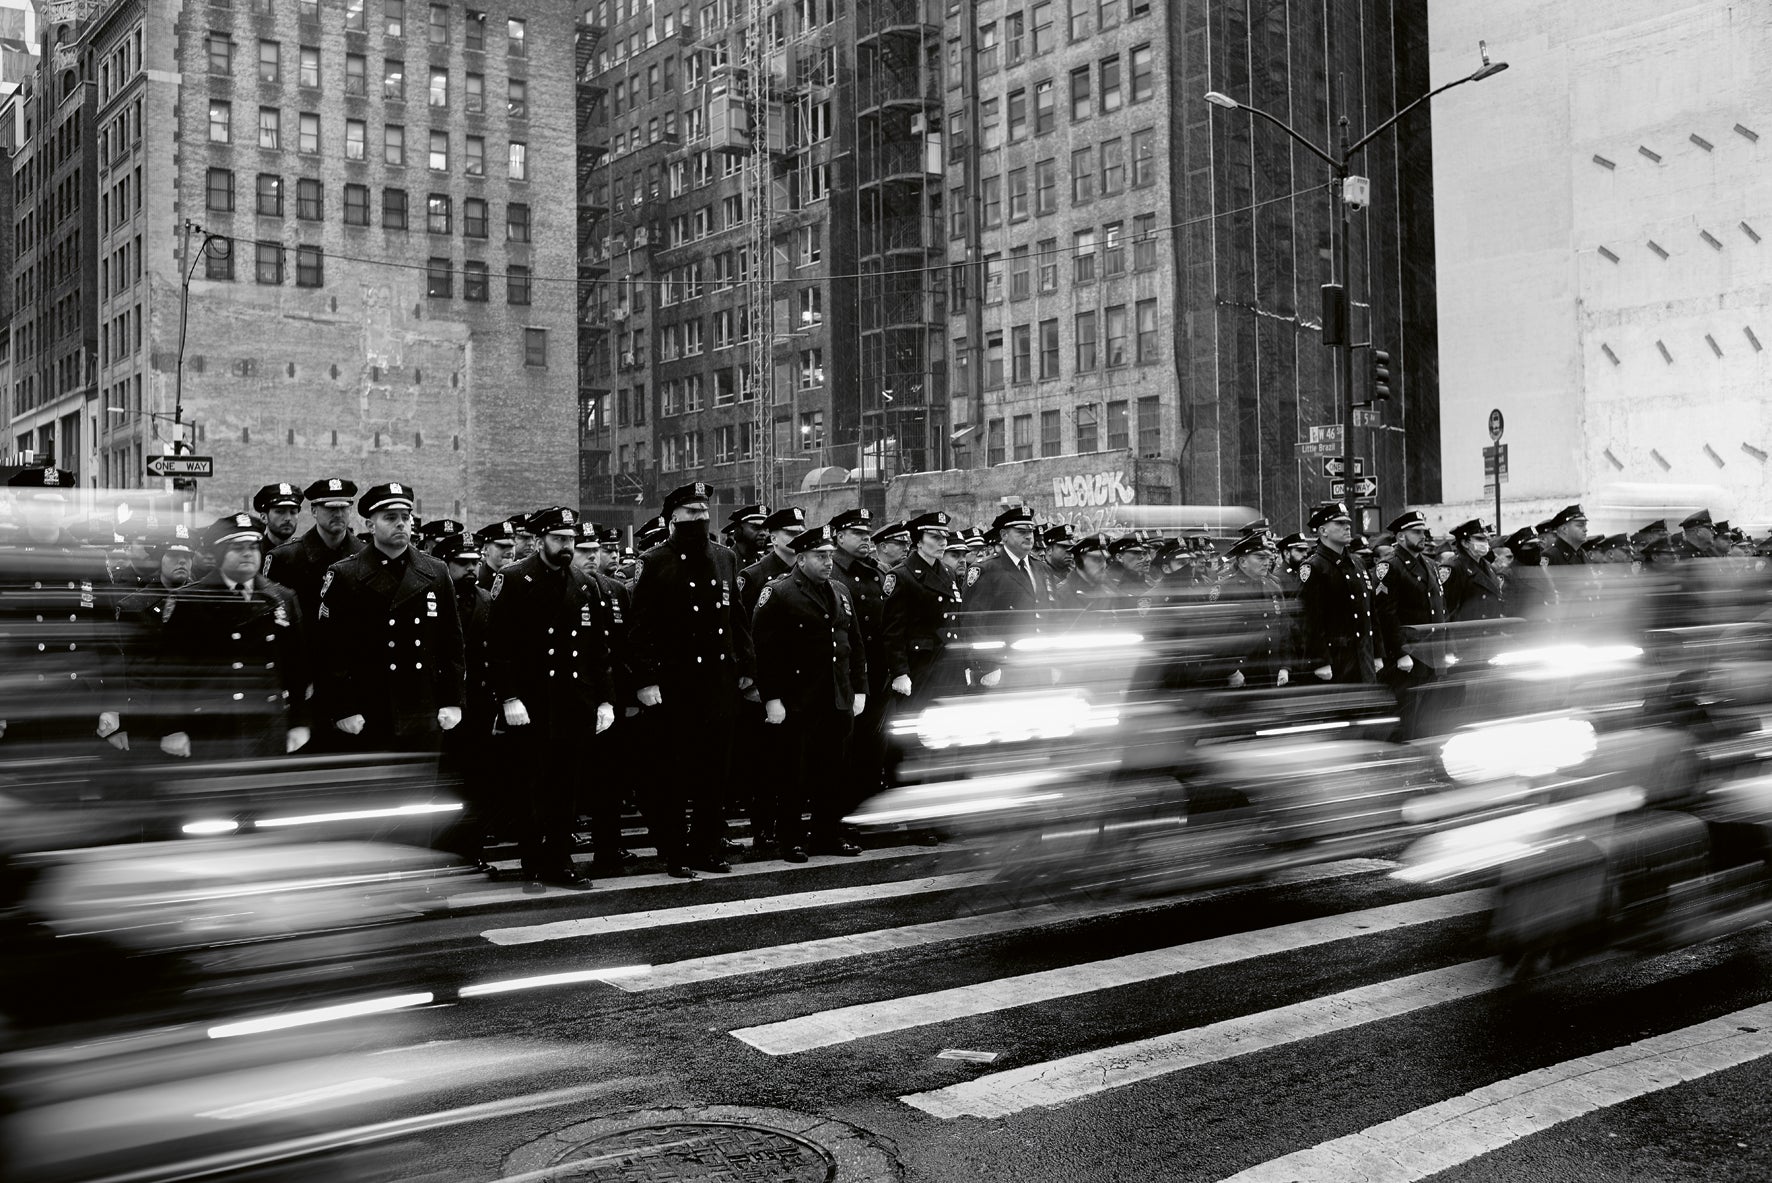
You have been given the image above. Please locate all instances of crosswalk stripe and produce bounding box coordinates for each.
[603,859,1399,993]
[730,889,1487,1055]
[479,872,994,946]
[1217,1000,1772,1183]
[901,960,1500,1119]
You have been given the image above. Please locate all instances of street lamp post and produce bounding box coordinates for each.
[1206,45,1508,525]
[173,219,230,489]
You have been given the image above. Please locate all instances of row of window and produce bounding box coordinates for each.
[966,0,1154,79]
[966,129,1158,234]
[206,103,532,179]
[221,1,528,55]
[960,299,1161,392]
[204,169,534,243]
[982,396,1162,466]
[960,213,1162,310]
[653,418,765,473]
[207,37,529,115]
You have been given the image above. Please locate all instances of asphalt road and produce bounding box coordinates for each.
[15,839,1772,1183]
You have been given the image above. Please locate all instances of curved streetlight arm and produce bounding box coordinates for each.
[1220,100,1340,172]
[1345,64,1505,160]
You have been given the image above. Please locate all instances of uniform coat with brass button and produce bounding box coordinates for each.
[1296,542,1380,684]
[1444,550,1506,622]
[0,543,128,749]
[156,569,309,760]
[752,566,867,851]
[267,527,365,626]
[882,553,963,701]
[738,549,791,619]
[315,545,465,748]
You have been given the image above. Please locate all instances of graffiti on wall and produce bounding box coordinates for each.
[1040,469,1139,534]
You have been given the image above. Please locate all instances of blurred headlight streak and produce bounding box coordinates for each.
[254,801,462,828]
[1255,720,1350,738]
[459,967,652,996]
[206,992,435,1039]
[1440,717,1598,784]
[1489,643,1644,678]
[1010,631,1144,653]
[913,691,1119,749]
[180,819,240,836]
[1396,786,1646,883]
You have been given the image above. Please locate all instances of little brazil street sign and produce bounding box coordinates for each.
[146,455,215,478]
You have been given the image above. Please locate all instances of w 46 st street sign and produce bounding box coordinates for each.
[146,455,214,478]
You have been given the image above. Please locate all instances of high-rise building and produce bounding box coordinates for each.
[0,1,38,97]
[2,0,578,521]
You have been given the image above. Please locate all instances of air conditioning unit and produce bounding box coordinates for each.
[621,351,638,368]
[633,226,649,246]
[910,113,927,135]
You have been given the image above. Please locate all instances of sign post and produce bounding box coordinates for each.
[1485,408,1505,533]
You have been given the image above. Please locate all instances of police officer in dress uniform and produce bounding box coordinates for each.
[871,520,912,575]
[429,531,499,872]
[1041,524,1077,583]
[157,514,311,762]
[314,482,466,753]
[829,507,888,825]
[116,524,197,745]
[1542,504,1589,566]
[628,482,755,874]
[253,483,305,553]
[267,478,364,624]
[1375,510,1452,738]
[571,521,642,874]
[1057,533,1118,611]
[473,519,517,591]
[734,507,803,851]
[1210,533,1294,689]
[486,507,615,885]
[726,504,769,569]
[753,525,867,861]
[883,512,965,705]
[1674,509,1725,560]
[1275,533,1313,600]
[739,507,803,617]
[1443,520,1507,622]
[1296,502,1381,685]
[961,506,1055,656]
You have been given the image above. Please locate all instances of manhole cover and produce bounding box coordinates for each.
[502,1105,899,1183]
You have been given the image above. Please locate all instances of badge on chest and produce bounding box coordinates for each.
[426,590,439,618]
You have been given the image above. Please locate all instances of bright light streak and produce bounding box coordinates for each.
[207,993,435,1039]
[845,792,1064,826]
[1440,717,1597,784]
[1010,631,1144,653]
[1255,720,1350,738]
[914,692,1119,749]
[1490,643,1644,677]
[967,640,1007,652]
[459,967,651,997]
[254,802,462,829]
[1394,787,1645,883]
[181,818,240,835]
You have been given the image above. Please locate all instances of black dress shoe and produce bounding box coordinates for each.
[690,857,732,873]
[543,866,592,888]
[812,842,862,857]
[781,846,809,864]
[665,864,699,880]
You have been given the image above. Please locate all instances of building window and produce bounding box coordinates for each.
[1077,402,1099,451]
[466,9,486,51]
[257,106,279,149]
[507,18,526,57]
[344,183,370,225]
[1137,395,1160,454]
[256,240,284,285]
[1008,167,1029,222]
[205,239,235,281]
[1105,304,1128,366]
[346,0,365,31]
[986,418,1005,466]
[1034,79,1056,135]
[508,141,527,180]
[385,0,405,37]
[1071,147,1094,204]
[1075,310,1097,371]
[1074,228,1096,283]
[799,287,823,326]
[428,3,449,44]
[300,45,320,88]
[345,53,366,95]
[1041,409,1062,456]
[981,174,1002,228]
[211,100,232,143]
[1071,66,1091,121]
[383,187,408,229]
[1099,0,1121,30]
[1011,325,1032,384]
[1103,220,1125,275]
[426,257,453,298]
[1035,158,1057,215]
[207,32,234,75]
[1032,1,1055,54]
[799,349,824,389]
[1010,245,1031,299]
[346,119,367,160]
[1132,128,1156,187]
[429,66,448,107]
[1136,299,1159,362]
[1134,213,1158,269]
[385,124,405,165]
[296,246,324,287]
[800,409,825,450]
[1106,399,1130,449]
[1039,318,1060,379]
[1013,413,1034,461]
[1069,0,1091,40]
[206,168,234,212]
[1100,54,1123,114]
[1101,138,1125,195]
[297,178,323,220]
[258,39,279,83]
[384,58,405,99]
[1130,43,1154,102]
[299,112,320,153]
[977,21,998,74]
[979,98,1000,151]
[508,78,528,118]
[463,259,488,301]
[507,264,530,305]
[429,129,448,170]
[427,192,451,234]
[1038,237,1059,291]
[465,135,484,176]
[257,173,283,216]
[984,330,1005,388]
[507,203,531,242]
[1007,88,1027,141]
[464,197,487,237]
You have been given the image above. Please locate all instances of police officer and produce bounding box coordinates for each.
[1059,533,1118,610]
[753,525,867,861]
[487,506,614,885]
[1041,524,1077,582]
[628,482,754,874]
[1375,510,1451,737]
[1210,533,1293,688]
[473,519,517,590]
[871,521,912,574]
[315,482,466,752]
[726,504,769,568]
[883,511,964,704]
[572,521,642,874]
[739,507,804,617]
[635,514,668,553]
[267,477,364,623]
[1276,532,1313,598]
[116,524,197,741]
[1674,509,1724,559]
[1296,502,1381,684]
[1542,504,1589,566]
[1443,520,1506,621]
[253,483,305,552]
[430,530,499,872]
[829,507,887,818]
[157,513,310,762]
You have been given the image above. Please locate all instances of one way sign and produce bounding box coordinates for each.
[146,454,214,478]
[1331,477,1378,499]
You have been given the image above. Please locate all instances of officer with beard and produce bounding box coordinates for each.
[267,478,364,624]
[315,482,466,753]
[629,482,755,874]
[431,531,498,872]
[473,519,517,590]
[253,483,305,553]
[157,513,310,762]
[754,525,867,861]
[739,507,804,616]
[726,504,769,568]
[1276,532,1313,599]
[487,507,614,885]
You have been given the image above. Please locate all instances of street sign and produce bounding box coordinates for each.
[1320,457,1366,479]
[1294,440,1341,459]
[1488,408,1505,441]
[1482,444,1509,475]
[146,454,214,478]
[1353,408,1383,428]
[1331,477,1378,499]
[1308,424,1345,447]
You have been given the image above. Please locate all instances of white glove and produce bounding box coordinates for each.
[161,732,191,758]
[637,685,663,707]
[286,726,311,753]
[980,669,1002,688]
[765,698,786,724]
[595,702,614,733]
[502,699,531,727]
[1277,668,1290,687]
[742,685,762,703]
[97,711,121,738]
[1396,654,1414,673]
[737,676,754,692]
[107,732,130,752]
[438,706,462,730]
[1374,658,1386,673]
[0,720,6,739]
[1228,670,1245,688]
[336,714,366,735]
[852,693,867,716]
[891,674,913,696]
[1314,665,1333,681]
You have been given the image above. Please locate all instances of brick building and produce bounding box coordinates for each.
[8,0,578,523]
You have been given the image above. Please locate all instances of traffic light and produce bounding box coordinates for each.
[1370,349,1392,402]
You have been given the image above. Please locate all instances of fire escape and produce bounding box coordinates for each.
[576,13,616,508]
